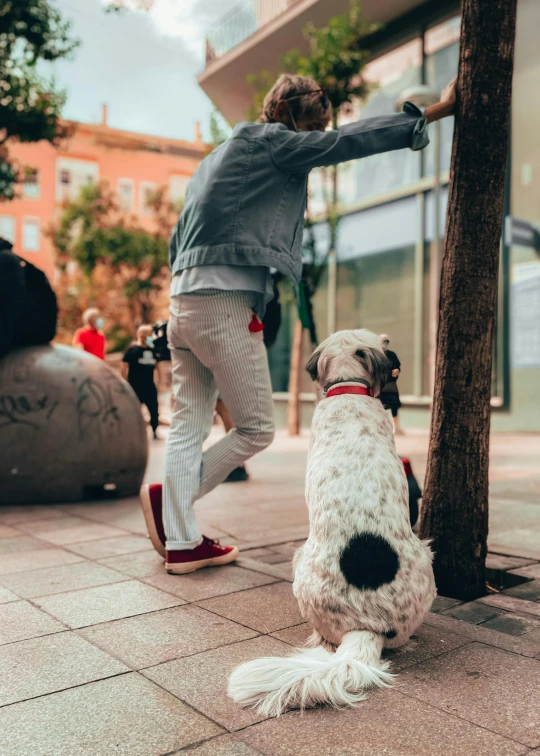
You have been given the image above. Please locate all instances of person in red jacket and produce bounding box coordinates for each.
[73,308,106,360]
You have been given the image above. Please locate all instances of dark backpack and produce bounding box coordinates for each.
[262,275,282,349]
[152,321,171,362]
[0,249,57,357]
[14,256,58,347]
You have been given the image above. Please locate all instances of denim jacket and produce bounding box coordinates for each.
[169,103,428,285]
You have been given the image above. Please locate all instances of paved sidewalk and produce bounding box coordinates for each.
[0,429,539,755]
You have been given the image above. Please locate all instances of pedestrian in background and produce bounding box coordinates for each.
[122,325,161,439]
[379,333,403,435]
[73,308,105,360]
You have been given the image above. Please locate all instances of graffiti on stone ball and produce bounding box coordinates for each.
[0,394,59,429]
[76,377,120,440]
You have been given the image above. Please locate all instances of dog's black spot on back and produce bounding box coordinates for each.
[383,629,397,639]
[340,533,399,591]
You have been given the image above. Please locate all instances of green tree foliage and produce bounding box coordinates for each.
[209,108,231,147]
[51,182,179,332]
[0,0,78,199]
[281,2,380,130]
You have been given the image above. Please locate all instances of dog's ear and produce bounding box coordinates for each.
[356,348,391,387]
[306,348,321,382]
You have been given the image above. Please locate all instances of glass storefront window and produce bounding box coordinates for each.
[337,247,416,395]
[424,17,460,177]
[349,38,423,204]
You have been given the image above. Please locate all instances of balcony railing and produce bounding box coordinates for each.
[205,0,302,64]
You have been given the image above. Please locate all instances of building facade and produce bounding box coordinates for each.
[199,0,540,431]
[0,107,208,280]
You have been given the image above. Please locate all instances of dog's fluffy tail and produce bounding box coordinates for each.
[228,630,394,717]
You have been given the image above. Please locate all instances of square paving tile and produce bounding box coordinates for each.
[255,553,291,564]
[0,673,223,756]
[0,585,19,604]
[182,737,263,755]
[430,595,463,613]
[271,543,304,558]
[197,582,304,633]
[398,642,540,747]
[0,535,52,555]
[481,612,540,641]
[143,635,292,731]
[0,548,84,576]
[236,688,528,755]
[271,623,313,647]
[0,561,126,599]
[486,554,537,571]
[480,594,540,618]
[236,557,293,582]
[0,631,128,706]
[442,600,505,624]
[78,604,257,668]
[0,505,64,525]
[504,579,540,602]
[16,516,129,545]
[34,580,185,629]
[0,524,21,538]
[99,550,165,578]
[0,601,65,645]
[425,611,540,660]
[143,565,278,602]
[510,563,540,580]
[383,624,472,672]
[65,535,154,560]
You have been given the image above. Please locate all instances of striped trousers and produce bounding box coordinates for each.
[164,291,275,549]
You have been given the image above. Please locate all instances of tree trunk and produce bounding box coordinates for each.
[287,319,304,436]
[420,0,517,601]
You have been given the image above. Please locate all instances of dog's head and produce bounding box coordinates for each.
[306,329,390,398]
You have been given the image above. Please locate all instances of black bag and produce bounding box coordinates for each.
[262,275,282,349]
[0,248,57,355]
[153,321,171,362]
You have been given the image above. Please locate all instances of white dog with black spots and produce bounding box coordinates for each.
[229,329,436,716]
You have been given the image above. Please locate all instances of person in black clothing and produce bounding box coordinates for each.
[379,333,403,435]
[122,325,161,439]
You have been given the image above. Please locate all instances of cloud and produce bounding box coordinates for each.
[108,0,240,61]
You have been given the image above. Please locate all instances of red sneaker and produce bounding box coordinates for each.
[166,536,239,574]
[140,484,166,558]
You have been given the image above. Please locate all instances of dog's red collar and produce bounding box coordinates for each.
[326,385,374,399]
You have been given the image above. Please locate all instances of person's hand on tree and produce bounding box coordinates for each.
[441,77,457,113]
[425,77,457,123]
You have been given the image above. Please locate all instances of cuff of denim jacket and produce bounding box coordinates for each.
[403,101,430,152]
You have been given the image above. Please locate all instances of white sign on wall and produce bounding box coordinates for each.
[511,265,540,368]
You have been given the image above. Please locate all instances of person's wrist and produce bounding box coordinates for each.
[426,100,454,123]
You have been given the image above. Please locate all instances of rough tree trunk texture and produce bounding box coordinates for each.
[287,319,304,436]
[419,0,517,601]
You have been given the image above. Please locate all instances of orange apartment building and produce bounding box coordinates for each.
[0,106,209,280]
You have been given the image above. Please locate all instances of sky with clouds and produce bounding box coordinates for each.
[50,0,239,142]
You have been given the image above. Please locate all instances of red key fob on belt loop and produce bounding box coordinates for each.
[249,314,265,333]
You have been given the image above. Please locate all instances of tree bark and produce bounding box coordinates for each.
[419,0,517,601]
[287,319,304,436]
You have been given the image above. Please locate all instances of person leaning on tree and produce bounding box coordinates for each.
[139,72,457,575]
